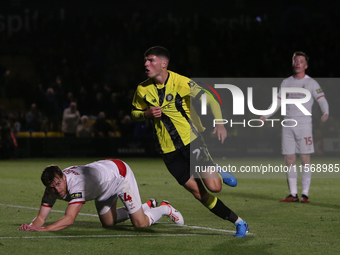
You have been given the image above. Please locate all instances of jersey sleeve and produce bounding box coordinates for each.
[312,80,329,114]
[311,80,325,100]
[67,180,86,205]
[131,86,147,121]
[277,79,286,100]
[188,79,202,99]
[41,189,57,208]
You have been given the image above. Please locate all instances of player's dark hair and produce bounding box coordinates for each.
[144,46,170,60]
[41,165,63,186]
[293,51,309,65]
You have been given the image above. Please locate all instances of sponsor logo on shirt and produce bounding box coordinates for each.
[70,192,82,199]
[317,89,323,93]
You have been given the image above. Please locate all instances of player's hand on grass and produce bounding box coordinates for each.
[18,223,30,231]
[18,223,45,231]
[144,107,162,118]
[212,124,227,144]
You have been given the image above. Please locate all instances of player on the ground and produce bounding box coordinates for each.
[131,46,248,237]
[18,159,183,231]
[261,51,329,203]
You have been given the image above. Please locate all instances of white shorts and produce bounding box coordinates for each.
[95,161,142,215]
[282,124,314,155]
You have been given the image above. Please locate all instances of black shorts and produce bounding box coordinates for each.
[162,136,214,185]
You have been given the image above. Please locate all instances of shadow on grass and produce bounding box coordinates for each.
[213,239,272,255]
[14,220,242,238]
[73,221,238,236]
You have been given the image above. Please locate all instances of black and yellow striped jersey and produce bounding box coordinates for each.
[131,70,220,154]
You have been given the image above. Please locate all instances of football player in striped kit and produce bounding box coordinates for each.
[132,46,248,237]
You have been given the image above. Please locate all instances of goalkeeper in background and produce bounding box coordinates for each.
[131,46,249,237]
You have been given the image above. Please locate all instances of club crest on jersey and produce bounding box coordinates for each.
[317,88,323,93]
[188,80,196,88]
[166,94,173,102]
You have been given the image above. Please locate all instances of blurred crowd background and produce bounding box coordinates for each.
[1,0,340,146]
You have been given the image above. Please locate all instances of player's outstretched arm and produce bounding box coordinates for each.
[19,203,83,231]
[41,203,83,231]
[18,205,51,231]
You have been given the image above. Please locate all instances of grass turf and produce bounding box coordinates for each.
[0,157,339,255]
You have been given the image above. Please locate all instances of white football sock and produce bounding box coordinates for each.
[116,207,129,223]
[287,165,298,196]
[235,217,243,224]
[144,206,170,226]
[116,201,155,223]
[142,202,152,212]
[301,165,311,196]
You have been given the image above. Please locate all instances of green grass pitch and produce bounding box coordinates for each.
[0,157,339,255]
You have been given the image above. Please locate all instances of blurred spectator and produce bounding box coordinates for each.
[103,84,113,103]
[77,115,92,137]
[77,87,91,116]
[50,75,64,105]
[92,111,114,137]
[41,87,62,131]
[61,101,81,137]
[61,92,75,110]
[0,119,17,159]
[7,111,22,135]
[92,92,107,116]
[107,92,120,121]
[0,3,339,140]
[118,110,134,137]
[25,103,43,132]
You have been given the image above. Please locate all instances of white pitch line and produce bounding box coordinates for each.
[0,203,97,217]
[0,203,253,235]
[0,234,200,240]
[156,222,237,234]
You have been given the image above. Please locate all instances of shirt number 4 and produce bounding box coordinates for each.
[123,193,132,202]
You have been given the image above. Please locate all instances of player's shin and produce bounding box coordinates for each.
[202,194,238,223]
[301,165,311,196]
[287,165,298,196]
[115,207,130,223]
[143,206,169,226]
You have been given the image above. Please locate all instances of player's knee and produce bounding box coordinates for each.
[131,220,148,227]
[300,155,310,165]
[285,154,296,164]
[130,214,150,228]
[205,179,222,193]
[101,222,115,228]
[208,185,222,193]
